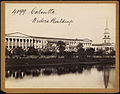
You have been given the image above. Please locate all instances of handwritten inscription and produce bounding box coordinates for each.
[11,7,74,26]
[32,17,73,26]
[31,7,56,15]
[11,8,27,15]
[11,7,56,15]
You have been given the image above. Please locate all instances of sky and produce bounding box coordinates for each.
[5,3,116,44]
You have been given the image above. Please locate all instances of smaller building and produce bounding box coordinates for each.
[92,19,115,53]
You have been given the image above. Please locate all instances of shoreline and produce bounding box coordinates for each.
[5,58,115,68]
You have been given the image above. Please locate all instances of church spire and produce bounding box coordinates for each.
[106,18,108,29]
[103,18,111,44]
[104,18,109,33]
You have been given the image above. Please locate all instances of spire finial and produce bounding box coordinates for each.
[104,17,109,32]
[106,17,108,29]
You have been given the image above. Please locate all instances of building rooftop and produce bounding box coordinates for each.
[5,32,92,42]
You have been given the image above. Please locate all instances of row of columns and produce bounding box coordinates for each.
[5,37,92,50]
[5,38,48,49]
[6,38,33,49]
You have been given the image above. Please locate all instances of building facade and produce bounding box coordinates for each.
[5,32,92,52]
[5,20,115,53]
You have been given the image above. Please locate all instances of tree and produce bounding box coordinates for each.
[76,43,86,58]
[64,51,74,58]
[26,47,38,55]
[95,49,104,57]
[5,48,12,58]
[57,41,66,57]
[5,48,10,56]
[77,48,86,58]
[46,42,57,55]
[86,48,95,58]
[13,47,26,57]
[76,43,83,50]
[104,47,109,56]
[109,50,115,57]
[42,50,53,56]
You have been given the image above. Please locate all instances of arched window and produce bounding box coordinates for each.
[108,35,109,38]
[105,35,106,38]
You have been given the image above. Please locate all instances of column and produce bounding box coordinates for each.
[31,39,33,47]
[15,39,17,48]
[19,39,20,47]
[22,39,24,49]
[25,39,27,48]
[8,38,10,49]
[28,39,30,47]
[11,38,13,49]
[34,39,36,48]
[7,38,9,49]
[38,40,40,48]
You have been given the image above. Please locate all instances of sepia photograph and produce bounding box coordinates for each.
[1,1,119,93]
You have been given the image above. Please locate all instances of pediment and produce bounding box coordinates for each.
[5,32,31,38]
[83,38,92,42]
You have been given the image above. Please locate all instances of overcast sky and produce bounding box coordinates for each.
[5,3,116,44]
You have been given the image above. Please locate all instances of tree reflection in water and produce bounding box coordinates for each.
[5,64,114,89]
[5,65,85,78]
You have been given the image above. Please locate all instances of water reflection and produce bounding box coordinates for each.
[5,64,114,88]
[103,65,110,89]
[96,64,114,88]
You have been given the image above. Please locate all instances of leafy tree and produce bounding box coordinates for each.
[5,48,12,58]
[26,47,38,55]
[65,52,74,58]
[95,49,104,57]
[86,48,95,57]
[77,48,86,58]
[57,41,66,57]
[76,43,86,58]
[42,51,53,56]
[47,42,56,53]
[109,50,115,57]
[76,43,83,50]
[13,47,26,57]
[5,48,10,56]
[104,47,110,56]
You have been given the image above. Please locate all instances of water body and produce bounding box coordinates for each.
[5,63,115,88]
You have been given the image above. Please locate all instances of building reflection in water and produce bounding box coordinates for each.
[96,64,113,89]
[103,65,110,89]
[5,64,114,88]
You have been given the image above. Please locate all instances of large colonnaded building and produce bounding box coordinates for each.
[5,32,92,52]
[5,22,115,53]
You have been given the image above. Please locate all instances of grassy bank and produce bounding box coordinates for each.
[5,57,115,68]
